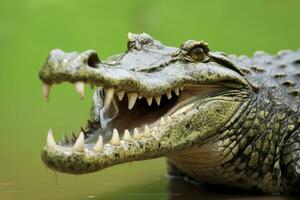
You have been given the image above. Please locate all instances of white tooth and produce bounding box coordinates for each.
[74,81,85,99]
[127,93,138,110]
[120,140,129,150]
[93,135,103,152]
[138,95,143,99]
[123,129,132,141]
[104,88,115,106]
[174,88,180,96]
[42,83,52,101]
[167,116,172,122]
[117,91,125,101]
[160,117,166,126]
[143,125,151,137]
[133,128,140,139]
[110,129,120,145]
[180,86,184,91]
[73,132,85,152]
[146,97,153,106]
[166,91,172,99]
[154,96,161,105]
[47,129,56,147]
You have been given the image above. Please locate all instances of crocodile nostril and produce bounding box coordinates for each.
[87,53,101,68]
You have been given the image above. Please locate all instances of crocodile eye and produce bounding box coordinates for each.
[189,46,206,61]
[179,40,210,62]
[127,41,136,50]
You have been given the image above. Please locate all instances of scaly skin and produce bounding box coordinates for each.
[39,33,300,194]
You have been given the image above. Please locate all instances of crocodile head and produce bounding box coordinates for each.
[40,33,253,174]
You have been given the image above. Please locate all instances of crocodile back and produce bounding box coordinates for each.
[229,50,300,104]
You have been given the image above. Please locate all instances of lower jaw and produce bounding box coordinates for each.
[42,138,164,174]
[42,115,173,174]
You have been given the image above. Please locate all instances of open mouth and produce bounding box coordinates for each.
[39,33,253,174]
[45,82,224,148]
[42,81,227,173]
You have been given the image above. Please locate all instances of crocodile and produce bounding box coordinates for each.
[39,33,300,194]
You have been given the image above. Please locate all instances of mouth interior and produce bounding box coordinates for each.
[110,92,179,133]
[85,85,226,144]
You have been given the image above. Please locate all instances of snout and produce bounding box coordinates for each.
[39,49,101,83]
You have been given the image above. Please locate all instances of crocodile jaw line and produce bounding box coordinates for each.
[41,80,203,173]
[41,80,226,174]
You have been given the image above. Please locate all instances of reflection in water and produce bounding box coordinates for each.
[94,175,298,200]
[0,168,298,200]
[167,177,297,200]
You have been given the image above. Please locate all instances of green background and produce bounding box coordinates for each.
[1,0,300,199]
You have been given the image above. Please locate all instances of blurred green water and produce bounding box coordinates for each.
[0,0,300,199]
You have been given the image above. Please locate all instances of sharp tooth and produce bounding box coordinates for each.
[174,88,180,96]
[146,97,153,106]
[110,129,120,145]
[74,81,85,99]
[104,87,115,106]
[127,93,138,110]
[160,117,166,126]
[117,91,125,101]
[143,125,151,137]
[167,116,172,122]
[42,83,52,102]
[93,135,103,152]
[166,91,172,99]
[123,129,132,141]
[47,129,56,147]
[180,86,184,91]
[73,132,85,152]
[133,128,140,139]
[154,96,161,105]
[138,95,143,99]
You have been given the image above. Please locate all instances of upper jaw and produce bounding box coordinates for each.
[39,49,251,101]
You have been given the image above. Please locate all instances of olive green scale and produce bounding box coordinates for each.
[229,50,300,102]
[169,50,300,194]
[218,50,300,193]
